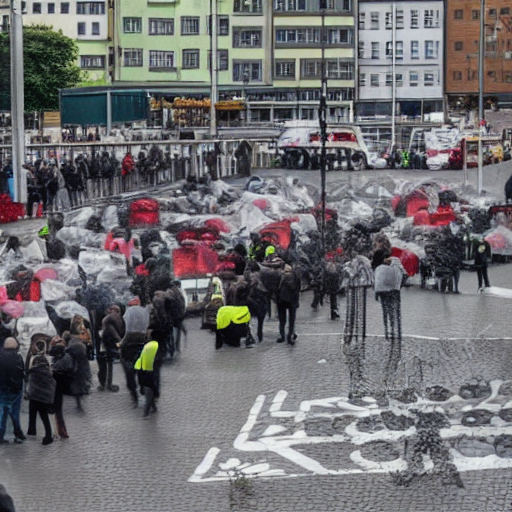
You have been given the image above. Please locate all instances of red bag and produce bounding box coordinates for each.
[391,247,420,276]
[34,268,58,282]
[204,218,231,233]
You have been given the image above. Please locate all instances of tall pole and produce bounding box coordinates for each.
[210,0,218,138]
[391,1,396,152]
[319,1,327,253]
[477,0,485,195]
[10,0,26,203]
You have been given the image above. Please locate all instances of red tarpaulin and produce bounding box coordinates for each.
[413,205,456,227]
[259,219,298,250]
[172,245,219,278]
[391,247,420,276]
[176,227,220,246]
[129,199,160,227]
[204,218,231,233]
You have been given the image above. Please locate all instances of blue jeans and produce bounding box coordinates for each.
[0,391,23,439]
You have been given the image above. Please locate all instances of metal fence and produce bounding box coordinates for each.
[0,138,277,209]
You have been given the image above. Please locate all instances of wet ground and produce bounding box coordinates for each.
[2,163,512,511]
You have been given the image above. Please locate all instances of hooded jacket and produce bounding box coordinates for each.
[26,356,56,405]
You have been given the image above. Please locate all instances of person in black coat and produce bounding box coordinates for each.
[276,265,301,345]
[0,337,25,444]
[25,347,56,445]
[98,305,125,392]
[0,484,16,512]
[474,238,491,290]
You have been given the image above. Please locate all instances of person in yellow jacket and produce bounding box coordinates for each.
[134,333,161,418]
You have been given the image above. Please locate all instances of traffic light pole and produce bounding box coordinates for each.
[319,2,327,253]
[10,0,26,203]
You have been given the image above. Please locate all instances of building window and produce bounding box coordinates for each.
[425,40,437,59]
[386,73,392,86]
[471,10,479,20]
[359,73,366,86]
[48,3,55,13]
[149,18,174,35]
[91,22,99,35]
[411,41,419,59]
[80,55,105,68]
[60,2,69,13]
[487,70,496,80]
[276,28,320,44]
[396,73,403,87]
[424,9,438,28]
[489,8,497,18]
[396,10,404,29]
[208,15,230,36]
[385,12,392,29]
[32,3,41,13]
[77,22,85,35]
[123,18,142,34]
[275,60,295,79]
[411,10,419,28]
[76,2,105,15]
[454,41,463,51]
[274,0,350,12]
[371,42,379,59]
[424,72,434,86]
[358,41,364,59]
[124,48,143,67]
[370,74,379,86]
[233,61,262,82]
[208,49,229,71]
[358,12,365,30]
[182,49,199,69]
[370,12,379,30]
[326,28,353,45]
[326,59,353,79]
[453,71,462,80]
[396,41,403,59]
[234,0,262,13]
[505,72,512,83]
[181,17,199,35]
[149,50,174,69]
[409,71,418,86]
[233,28,262,47]
[500,7,510,15]
[385,41,403,59]
[454,9,463,20]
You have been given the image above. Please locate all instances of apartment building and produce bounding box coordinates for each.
[248,0,356,123]
[8,0,110,84]
[445,0,512,111]
[358,0,444,124]
[113,0,272,88]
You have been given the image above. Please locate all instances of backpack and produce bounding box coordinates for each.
[278,271,299,304]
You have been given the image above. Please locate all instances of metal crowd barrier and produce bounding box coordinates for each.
[0,138,276,210]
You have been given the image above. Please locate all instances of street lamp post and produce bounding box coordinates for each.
[10,0,26,203]
[318,0,328,253]
[210,0,218,138]
[477,0,485,195]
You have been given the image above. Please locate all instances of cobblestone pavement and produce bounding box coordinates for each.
[2,165,512,511]
[2,264,512,512]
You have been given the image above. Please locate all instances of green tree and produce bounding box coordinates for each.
[0,24,81,112]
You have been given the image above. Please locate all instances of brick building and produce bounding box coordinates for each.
[445,0,512,110]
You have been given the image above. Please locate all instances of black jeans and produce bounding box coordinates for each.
[477,266,490,288]
[121,359,138,402]
[378,290,402,341]
[97,351,116,387]
[28,400,52,439]
[277,301,297,341]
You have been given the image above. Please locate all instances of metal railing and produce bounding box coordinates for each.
[0,138,277,210]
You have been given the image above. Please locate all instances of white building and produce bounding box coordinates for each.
[357,0,444,134]
[2,1,109,83]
